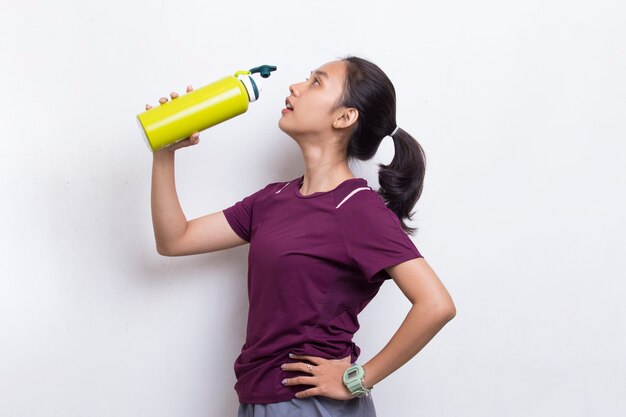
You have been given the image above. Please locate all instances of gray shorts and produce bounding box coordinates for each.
[237,394,377,417]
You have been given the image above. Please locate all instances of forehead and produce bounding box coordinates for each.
[313,60,347,85]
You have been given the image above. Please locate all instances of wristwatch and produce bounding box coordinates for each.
[342,363,372,397]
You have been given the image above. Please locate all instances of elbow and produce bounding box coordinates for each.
[412,300,456,323]
[440,297,457,321]
[423,300,456,323]
[434,291,457,322]
[156,242,178,257]
[156,244,170,256]
[444,303,456,321]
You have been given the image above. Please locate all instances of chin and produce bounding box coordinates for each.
[278,117,291,134]
[278,120,302,144]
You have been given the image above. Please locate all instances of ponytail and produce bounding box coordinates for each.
[340,56,426,235]
[377,128,426,235]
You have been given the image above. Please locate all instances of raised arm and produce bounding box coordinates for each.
[147,87,247,257]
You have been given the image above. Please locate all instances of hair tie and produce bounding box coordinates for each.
[390,126,400,137]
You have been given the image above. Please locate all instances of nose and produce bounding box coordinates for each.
[289,83,301,97]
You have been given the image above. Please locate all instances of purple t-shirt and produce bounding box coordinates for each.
[222,174,423,404]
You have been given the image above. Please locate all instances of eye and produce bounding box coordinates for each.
[305,72,321,86]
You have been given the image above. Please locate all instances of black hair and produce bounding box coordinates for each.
[338,56,426,235]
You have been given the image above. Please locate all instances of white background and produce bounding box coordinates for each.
[1,1,625,416]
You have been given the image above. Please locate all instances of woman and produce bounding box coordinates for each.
[147,56,456,416]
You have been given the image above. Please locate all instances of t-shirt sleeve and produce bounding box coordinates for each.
[341,191,423,283]
[222,182,277,242]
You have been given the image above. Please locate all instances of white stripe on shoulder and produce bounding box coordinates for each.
[335,187,372,209]
[275,181,292,193]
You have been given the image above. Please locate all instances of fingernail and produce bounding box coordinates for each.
[281,379,287,385]
[289,353,294,358]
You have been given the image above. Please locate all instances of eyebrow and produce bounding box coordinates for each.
[310,70,329,79]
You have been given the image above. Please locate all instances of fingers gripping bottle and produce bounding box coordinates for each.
[137,65,277,151]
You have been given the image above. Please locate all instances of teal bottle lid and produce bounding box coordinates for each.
[249,65,278,78]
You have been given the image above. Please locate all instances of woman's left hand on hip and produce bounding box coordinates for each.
[281,353,354,400]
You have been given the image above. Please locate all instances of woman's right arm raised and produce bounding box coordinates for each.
[148,86,247,256]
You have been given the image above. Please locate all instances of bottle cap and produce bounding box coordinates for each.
[249,65,277,78]
[236,65,277,102]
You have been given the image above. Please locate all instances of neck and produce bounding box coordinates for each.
[298,144,355,196]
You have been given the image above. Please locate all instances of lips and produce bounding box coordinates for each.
[285,97,294,110]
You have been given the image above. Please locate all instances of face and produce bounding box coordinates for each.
[278,60,351,139]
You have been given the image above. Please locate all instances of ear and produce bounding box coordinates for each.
[332,107,359,130]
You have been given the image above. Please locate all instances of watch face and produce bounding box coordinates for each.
[348,369,358,378]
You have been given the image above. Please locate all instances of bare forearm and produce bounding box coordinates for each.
[362,303,454,389]
[151,151,188,251]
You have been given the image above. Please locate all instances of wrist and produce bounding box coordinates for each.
[153,149,175,162]
[361,363,374,390]
[362,370,373,390]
